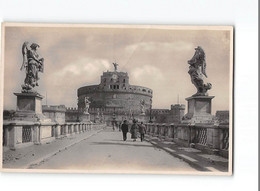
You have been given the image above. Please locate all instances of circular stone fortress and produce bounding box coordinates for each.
[77,64,153,122]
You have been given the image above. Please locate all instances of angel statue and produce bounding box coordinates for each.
[84,97,91,114]
[140,99,145,114]
[112,62,118,71]
[20,42,44,93]
[188,46,212,96]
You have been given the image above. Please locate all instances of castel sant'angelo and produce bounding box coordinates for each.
[42,63,186,125]
[77,63,153,123]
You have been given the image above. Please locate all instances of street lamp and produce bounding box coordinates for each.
[149,98,153,123]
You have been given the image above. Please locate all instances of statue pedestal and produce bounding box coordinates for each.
[137,114,148,123]
[13,92,51,123]
[183,96,215,124]
[79,113,90,122]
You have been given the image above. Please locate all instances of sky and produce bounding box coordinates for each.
[3,25,232,114]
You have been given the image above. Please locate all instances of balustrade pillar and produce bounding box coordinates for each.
[165,125,170,139]
[64,124,69,135]
[73,123,79,133]
[78,123,82,133]
[211,125,220,149]
[8,125,17,149]
[69,124,73,134]
[168,124,174,139]
[152,124,155,135]
[55,124,61,138]
[32,125,41,145]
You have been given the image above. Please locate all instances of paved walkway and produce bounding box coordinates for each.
[3,129,103,169]
[31,127,197,173]
[145,135,229,172]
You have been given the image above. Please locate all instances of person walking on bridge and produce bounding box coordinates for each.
[130,119,138,142]
[139,122,146,142]
[121,120,129,141]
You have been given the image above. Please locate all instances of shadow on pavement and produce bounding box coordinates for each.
[91,141,154,148]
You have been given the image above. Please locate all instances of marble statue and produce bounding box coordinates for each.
[188,46,212,96]
[20,42,44,93]
[140,99,145,114]
[84,97,91,114]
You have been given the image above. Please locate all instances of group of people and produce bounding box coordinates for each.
[120,119,146,142]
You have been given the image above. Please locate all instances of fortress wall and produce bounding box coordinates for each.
[78,90,152,115]
[78,85,152,97]
[42,105,66,123]
[65,108,79,122]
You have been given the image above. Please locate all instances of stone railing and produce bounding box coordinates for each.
[2,121,106,150]
[145,122,229,158]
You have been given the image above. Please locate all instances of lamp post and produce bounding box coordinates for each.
[149,98,153,123]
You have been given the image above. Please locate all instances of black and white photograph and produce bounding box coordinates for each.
[1,23,233,175]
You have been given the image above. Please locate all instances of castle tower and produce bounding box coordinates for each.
[77,63,153,123]
[170,104,185,123]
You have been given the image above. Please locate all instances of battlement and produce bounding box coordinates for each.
[78,84,152,97]
[42,105,66,112]
[102,71,128,77]
[65,107,83,113]
[151,109,170,114]
[171,104,185,110]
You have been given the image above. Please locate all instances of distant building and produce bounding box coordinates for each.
[41,66,188,125]
[42,105,66,123]
[77,69,153,124]
[151,104,185,123]
[216,110,229,123]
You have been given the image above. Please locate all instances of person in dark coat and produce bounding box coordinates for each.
[121,120,129,141]
[130,119,138,141]
[139,122,146,142]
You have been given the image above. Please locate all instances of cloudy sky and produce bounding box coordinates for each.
[3,25,232,113]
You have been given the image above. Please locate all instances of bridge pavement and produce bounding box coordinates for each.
[31,127,198,173]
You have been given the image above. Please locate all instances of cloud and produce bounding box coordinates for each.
[56,57,110,78]
[130,65,165,86]
[42,58,110,107]
[125,41,193,53]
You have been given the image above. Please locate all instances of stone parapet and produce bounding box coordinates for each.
[144,122,229,158]
[3,120,106,150]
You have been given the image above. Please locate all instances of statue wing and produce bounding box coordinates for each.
[199,47,207,78]
[20,42,30,71]
[202,60,208,78]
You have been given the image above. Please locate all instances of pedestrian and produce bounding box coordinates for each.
[130,119,138,141]
[119,121,122,132]
[112,121,115,131]
[121,120,128,141]
[139,122,146,142]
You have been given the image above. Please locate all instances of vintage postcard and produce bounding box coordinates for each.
[0,23,233,175]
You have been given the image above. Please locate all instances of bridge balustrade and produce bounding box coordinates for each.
[144,122,229,158]
[3,121,106,150]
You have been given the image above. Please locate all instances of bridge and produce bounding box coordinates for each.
[2,123,228,174]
